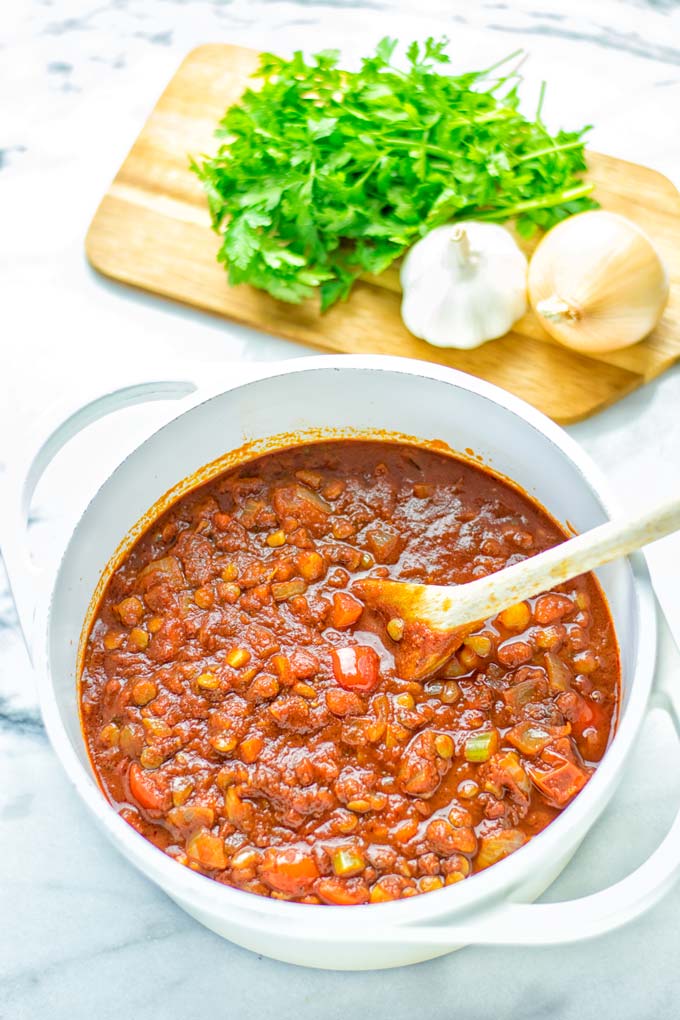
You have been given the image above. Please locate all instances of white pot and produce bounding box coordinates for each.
[3,354,680,971]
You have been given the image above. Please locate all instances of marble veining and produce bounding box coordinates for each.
[2,0,680,1016]
[485,20,680,63]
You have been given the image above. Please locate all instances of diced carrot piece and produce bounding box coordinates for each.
[329,592,363,630]
[115,596,144,626]
[370,881,400,903]
[167,803,215,833]
[186,829,227,870]
[258,847,319,895]
[222,787,252,828]
[239,735,264,764]
[128,762,170,813]
[393,817,419,843]
[296,550,325,581]
[317,877,369,905]
[269,656,293,691]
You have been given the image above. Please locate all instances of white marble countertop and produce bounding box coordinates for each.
[3,0,680,1015]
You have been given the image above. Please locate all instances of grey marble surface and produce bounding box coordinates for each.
[3,0,680,1016]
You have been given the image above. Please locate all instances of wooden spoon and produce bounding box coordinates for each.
[352,494,680,681]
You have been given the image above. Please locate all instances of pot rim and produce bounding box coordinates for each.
[34,354,657,933]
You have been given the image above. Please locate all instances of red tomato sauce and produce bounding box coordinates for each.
[80,441,619,904]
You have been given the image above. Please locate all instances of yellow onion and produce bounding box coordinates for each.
[528,210,669,353]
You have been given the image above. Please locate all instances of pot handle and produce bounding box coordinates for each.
[0,363,258,658]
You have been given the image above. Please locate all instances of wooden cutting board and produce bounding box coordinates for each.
[85,43,680,423]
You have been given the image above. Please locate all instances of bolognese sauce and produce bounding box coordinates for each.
[80,441,619,904]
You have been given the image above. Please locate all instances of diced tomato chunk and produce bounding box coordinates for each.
[556,690,604,738]
[556,690,610,760]
[331,645,380,693]
[528,758,589,807]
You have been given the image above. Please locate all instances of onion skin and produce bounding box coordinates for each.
[528,210,669,354]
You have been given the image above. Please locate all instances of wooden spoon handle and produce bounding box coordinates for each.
[439,493,680,629]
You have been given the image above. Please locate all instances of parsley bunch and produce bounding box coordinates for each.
[191,38,596,310]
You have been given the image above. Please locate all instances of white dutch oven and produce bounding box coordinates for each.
[3,354,680,971]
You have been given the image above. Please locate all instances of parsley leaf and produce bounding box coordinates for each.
[192,38,596,309]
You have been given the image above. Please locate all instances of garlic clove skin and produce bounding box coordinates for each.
[400,221,528,349]
[402,270,526,349]
[528,210,669,354]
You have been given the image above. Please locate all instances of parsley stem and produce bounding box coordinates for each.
[353,157,381,189]
[385,139,455,160]
[473,182,595,220]
[515,139,587,164]
[480,48,524,79]
[384,118,516,162]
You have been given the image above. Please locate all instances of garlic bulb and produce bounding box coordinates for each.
[528,210,669,354]
[400,221,528,349]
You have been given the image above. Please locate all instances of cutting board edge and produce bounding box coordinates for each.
[84,212,653,427]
